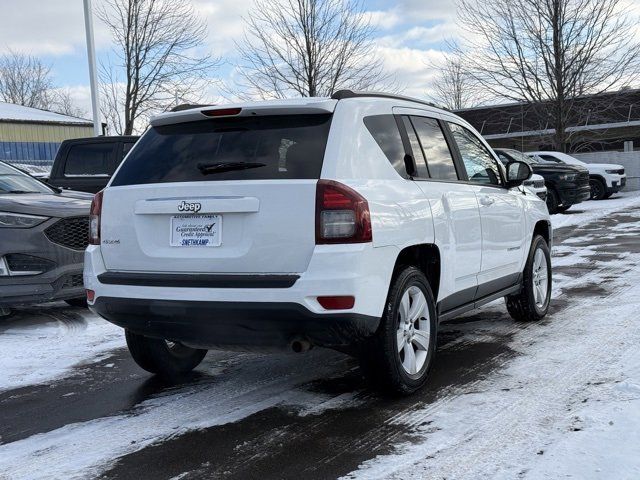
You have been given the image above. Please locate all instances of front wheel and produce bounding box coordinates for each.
[359,266,437,395]
[125,330,207,379]
[590,178,606,200]
[506,235,552,322]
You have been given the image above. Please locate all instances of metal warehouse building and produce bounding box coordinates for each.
[0,102,95,168]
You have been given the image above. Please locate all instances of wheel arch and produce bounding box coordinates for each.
[533,220,552,248]
[392,244,441,301]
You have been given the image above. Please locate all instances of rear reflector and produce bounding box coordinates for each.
[201,107,242,117]
[317,296,355,310]
[86,289,95,303]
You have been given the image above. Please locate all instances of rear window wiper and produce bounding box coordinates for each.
[6,190,39,194]
[197,162,266,175]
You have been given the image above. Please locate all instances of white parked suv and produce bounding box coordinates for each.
[527,151,626,200]
[85,91,552,394]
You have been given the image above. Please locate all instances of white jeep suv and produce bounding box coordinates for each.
[85,91,552,394]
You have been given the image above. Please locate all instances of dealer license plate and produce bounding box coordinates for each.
[170,214,222,247]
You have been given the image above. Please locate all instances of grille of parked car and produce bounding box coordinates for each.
[44,217,90,251]
[533,179,545,188]
[61,273,84,289]
[5,254,55,274]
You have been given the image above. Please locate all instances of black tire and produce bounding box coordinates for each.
[506,235,552,322]
[125,329,207,378]
[603,192,613,199]
[590,178,606,200]
[65,298,88,308]
[545,189,559,214]
[556,205,571,213]
[359,266,437,395]
[0,307,13,319]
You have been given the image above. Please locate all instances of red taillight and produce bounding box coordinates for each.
[315,180,372,244]
[89,190,103,245]
[201,107,242,117]
[317,296,355,310]
[86,289,95,303]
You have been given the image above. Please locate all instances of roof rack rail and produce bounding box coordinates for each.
[330,90,445,110]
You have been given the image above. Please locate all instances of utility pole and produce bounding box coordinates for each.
[83,0,102,136]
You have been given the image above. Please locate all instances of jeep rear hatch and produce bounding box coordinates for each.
[99,110,333,274]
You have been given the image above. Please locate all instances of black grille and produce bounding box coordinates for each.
[5,254,55,274]
[62,274,84,289]
[45,217,90,251]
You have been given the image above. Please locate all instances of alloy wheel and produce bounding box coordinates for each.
[396,286,431,375]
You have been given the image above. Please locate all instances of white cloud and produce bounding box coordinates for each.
[376,46,446,98]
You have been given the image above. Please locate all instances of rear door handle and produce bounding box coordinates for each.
[479,196,495,206]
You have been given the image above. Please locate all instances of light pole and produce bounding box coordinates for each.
[83,0,102,136]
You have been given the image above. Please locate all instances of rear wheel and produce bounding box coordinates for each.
[590,178,606,200]
[125,330,207,378]
[506,235,551,322]
[545,189,559,214]
[359,266,437,395]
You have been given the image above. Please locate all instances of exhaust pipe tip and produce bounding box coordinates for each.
[290,337,312,353]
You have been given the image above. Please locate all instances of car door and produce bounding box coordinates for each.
[394,110,482,309]
[445,121,526,295]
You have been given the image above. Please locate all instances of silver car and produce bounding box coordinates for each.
[0,161,92,314]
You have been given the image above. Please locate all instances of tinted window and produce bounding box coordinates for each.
[538,154,562,164]
[112,115,332,186]
[364,115,406,176]
[401,116,429,178]
[410,116,458,181]
[448,123,502,186]
[64,143,115,176]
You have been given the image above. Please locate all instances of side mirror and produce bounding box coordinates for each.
[506,160,532,188]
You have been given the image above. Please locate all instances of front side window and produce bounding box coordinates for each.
[410,116,458,181]
[363,115,406,177]
[64,143,115,177]
[448,123,502,186]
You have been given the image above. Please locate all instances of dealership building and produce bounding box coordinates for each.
[0,101,95,168]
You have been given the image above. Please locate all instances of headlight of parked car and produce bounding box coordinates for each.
[605,169,620,174]
[558,173,578,181]
[0,212,50,228]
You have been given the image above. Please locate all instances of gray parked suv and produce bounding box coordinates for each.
[0,161,92,314]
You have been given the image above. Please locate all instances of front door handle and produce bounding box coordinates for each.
[479,196,495,206]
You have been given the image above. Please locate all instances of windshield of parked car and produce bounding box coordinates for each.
[501,149,539,165]
[0,162,54,194]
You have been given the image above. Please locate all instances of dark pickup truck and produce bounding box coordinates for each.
[47,136,139,193]
[495,148,591,214]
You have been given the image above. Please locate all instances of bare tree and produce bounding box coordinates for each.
[0,50,53,109]
[98,0,218,135]
[50,88,88,119]
[457,0,640,151]
[236,0,390,99]
[428,54,485,110]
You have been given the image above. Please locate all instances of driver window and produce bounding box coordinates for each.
[448,123,502,186]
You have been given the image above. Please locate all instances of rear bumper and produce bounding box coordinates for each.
[558,185,591,206]
[91,296,379,349]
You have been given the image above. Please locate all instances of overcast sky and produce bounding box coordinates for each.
[0,0,459,116]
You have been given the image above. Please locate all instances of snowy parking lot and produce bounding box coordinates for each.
[1,193,640,480]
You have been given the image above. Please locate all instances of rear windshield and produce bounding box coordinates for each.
[111,114,332,186]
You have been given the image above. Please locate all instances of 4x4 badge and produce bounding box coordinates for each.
[178,201,202,213]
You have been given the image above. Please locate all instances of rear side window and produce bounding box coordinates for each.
[448,123,502,186]
[363,115,406,176]
[410,116,459,181]
[64,143,115,177]
[111,115,332,185]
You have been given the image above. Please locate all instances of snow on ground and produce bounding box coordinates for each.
[550,191,640,230]
[0,306,123,392]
